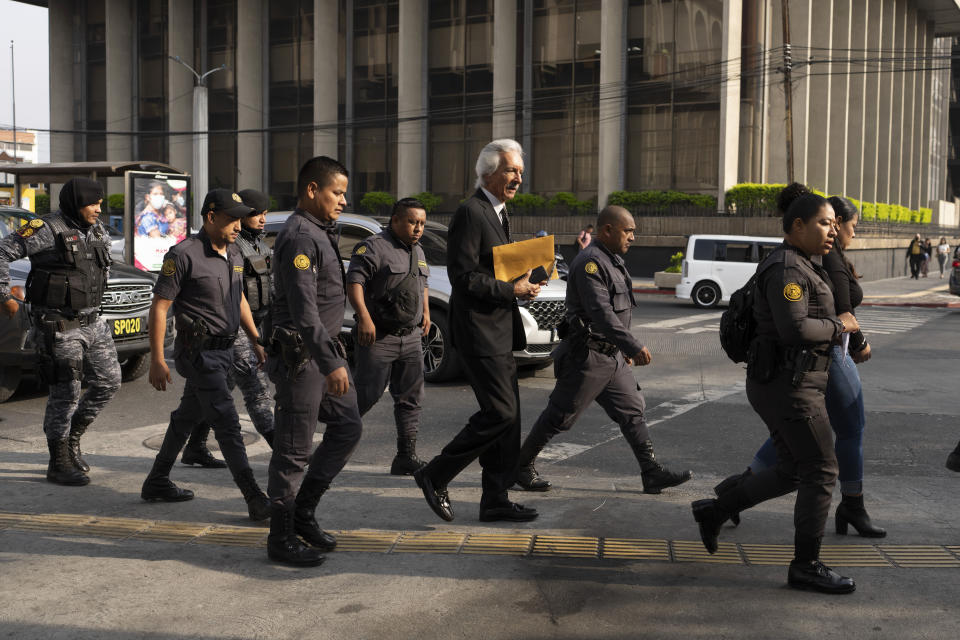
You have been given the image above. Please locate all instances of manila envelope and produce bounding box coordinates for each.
[492,235,559,282]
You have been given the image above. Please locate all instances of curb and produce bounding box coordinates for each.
[861,301,960,308]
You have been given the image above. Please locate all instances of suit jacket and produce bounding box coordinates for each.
[447,189,526,357]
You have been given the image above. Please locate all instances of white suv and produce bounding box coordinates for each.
[264,211,566,382]
[675,234,783,308]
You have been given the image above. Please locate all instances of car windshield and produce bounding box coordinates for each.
[0,210,37,239]
[418,230,447,265]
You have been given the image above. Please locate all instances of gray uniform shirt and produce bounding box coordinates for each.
[566,240,644,357]
[345,229,429,330]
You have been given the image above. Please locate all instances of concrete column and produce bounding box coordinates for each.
[397,0,427,197]
[492,0,517,140]
[104,0,133,195]
[763,0,786,184]
[803,0,830,191]
[861,0,882,204]
[792,0,813,186]
[875,0,895,204]
[48,0,74,165]
[314,0,340,159]
[236,0,263,190]
[903,8,918,208]
[827,0,849,195]
[917,22,932,206]
[597,0,625,209]
[717,0,742,210]
[888,0,908,206]
[167,0,194,177]
[846,0,867,201]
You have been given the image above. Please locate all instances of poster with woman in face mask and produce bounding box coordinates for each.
[125,171,191,272]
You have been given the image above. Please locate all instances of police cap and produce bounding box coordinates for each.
[202,189,254,219]
[237,189,270,214]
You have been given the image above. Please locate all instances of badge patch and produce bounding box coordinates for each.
[233,265,243,273]
[29,219,44,228]
[293,254,311,270]
[584,261,599,275]
[783,283,803,301]
[355,245,367,256]
[161,259,176,276]
[17,226,34,238]
[232,193,242,202]
[418,260,428,268]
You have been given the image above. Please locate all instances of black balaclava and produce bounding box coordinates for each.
[59,178,104,228]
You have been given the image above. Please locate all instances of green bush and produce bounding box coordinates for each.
[508,193,547,215]
[609,190,717,212]
[268,196,279,211]
[723,183,785,211]
[860,202,876,221]
[107,193,124,213]
[665,251,684,274]
[919,207,932,224]
[359,191,395,216]
[35,193,50,214]
[548,191,593,215]
[408,191,443,213]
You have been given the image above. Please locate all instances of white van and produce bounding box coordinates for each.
[675,234,783,308]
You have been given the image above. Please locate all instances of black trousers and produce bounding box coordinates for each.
[909,254,922,278]
[354,332,424,438]
[720,369,838,539]
[421,351,520,509]
[266,356,363,505]
[154,349,251,476]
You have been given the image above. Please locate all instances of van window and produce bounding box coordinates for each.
[717,242,753,263]
[693,239,716,260]
[757,243,780,261]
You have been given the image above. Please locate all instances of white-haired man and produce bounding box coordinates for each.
[414,139,544,522]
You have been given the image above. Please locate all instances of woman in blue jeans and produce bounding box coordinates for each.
[717,196,885,538]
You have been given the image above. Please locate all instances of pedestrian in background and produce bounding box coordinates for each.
[691,183,861,594]
[906,233,923,279]
[576,224,594,253]
[347,197,431,475]
[936,237,950,278]
[921,237,932,277]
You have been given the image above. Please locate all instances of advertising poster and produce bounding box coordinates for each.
[124,171,191,272]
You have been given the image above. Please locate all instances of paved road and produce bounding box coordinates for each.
[1,294,959,639]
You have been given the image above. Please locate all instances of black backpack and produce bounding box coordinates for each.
[719,272,759,364]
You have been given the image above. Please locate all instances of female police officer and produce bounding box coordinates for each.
[691,184,861,594]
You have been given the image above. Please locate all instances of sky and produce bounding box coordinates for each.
[0,0,50,161]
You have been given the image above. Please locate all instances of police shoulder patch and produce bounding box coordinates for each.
[418,260,428,268]
[293,254,311,270]
[232,193,242,202]
[355,245,367,256]
[29,219,44,228]
[584,261,599,275]
[161,259,176,276]
[783,282,803,301]
[17,224,34,238]
[233,265,243,273]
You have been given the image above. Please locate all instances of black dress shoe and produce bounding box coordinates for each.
[181,446,228,468]
[479,502,538,522]
[641,466,692,494]
[413,468,454,522]
[141,480,194,502]
[691,499,725,554]
[787,560,856,594]
[515,465,552,492]
[946,444,960,472]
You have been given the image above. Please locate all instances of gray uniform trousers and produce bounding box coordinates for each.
[266,356,363,504]
[520,342,649,463]
[226,330,274,436]
[39,318,121,440]
[354,332,424,438]
[719,369,838,539]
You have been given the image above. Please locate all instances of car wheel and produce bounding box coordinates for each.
[120,353,150,382]
[0,366,21,403]
[423,310,461,383]
[692,281,721,308]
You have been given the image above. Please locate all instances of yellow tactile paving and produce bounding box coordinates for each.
[461,533,534,556]
[3,511,960,568]
[532,535,600,558]
[672,540,742,564]
[602,538,670,561]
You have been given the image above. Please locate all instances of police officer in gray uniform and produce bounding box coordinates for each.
[0,178,121,486]
[347,197,430,475]
[141,189,271,522]
[692,186,861,594]
[514,206,691,494]
[265,156,362,567]
[181,189,276,467]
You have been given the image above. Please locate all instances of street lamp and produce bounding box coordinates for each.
[168,55,227,230]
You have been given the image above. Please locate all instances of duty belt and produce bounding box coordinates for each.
[585,336,619,357]
[779,346,831,372]
[380,325,419,338]
[200,333,237,351]
[36,310,101,332]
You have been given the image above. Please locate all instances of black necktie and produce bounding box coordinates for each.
[500,206,511,243]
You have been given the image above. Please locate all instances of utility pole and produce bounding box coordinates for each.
[781,0,795,182]
[168,55,227,230]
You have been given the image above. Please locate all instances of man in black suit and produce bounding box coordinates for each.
[414,139,543,522]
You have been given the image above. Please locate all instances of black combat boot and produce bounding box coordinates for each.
[67,416,91,473]
[691,498,729,554]
[181,424,227,468]
[515,463,552,491]
[713,468,751,526]
[267,503,325,567]
[46,439,90,486]
[946,441,960,472]
[141,456,194,501]
[787,534,856,594]
[835,494,886,538]
[629,439,692,494]
[234,468,271,522]
[293,481,337,551]
[390,437,426,476]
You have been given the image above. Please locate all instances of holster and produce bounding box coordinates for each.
[33,316,84,385]
[177,314,210,360]
[780,345,831,387]
[270,326,311,380]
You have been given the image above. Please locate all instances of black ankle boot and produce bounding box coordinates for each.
[141,456,194,501]
[181,424,227,468]
[234,468,271,521]
[713,468,751,526]
[293,481,337,551]
[515,463,552,491]
[691,499,728,554]
[788,534,855,594]
[835,494,886,538]
[268,503,325,567]
[630,439,692,494]
[46,439,90,486]
[67,416,91,472]
[390,437,426,476]
[946,442,960,472]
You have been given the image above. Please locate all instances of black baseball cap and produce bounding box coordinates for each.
[237,189,270,214]
[202,189,254,219]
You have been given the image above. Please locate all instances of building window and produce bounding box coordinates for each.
[85,0,107,162]
[138,0,168,164]
[199,0,239,190]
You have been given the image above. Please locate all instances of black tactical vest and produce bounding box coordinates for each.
[26,212,111,314]
[236,232,271,313]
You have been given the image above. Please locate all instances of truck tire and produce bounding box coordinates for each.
[422,310,461,383]
[0,367,21,403]
[120,353,150,382]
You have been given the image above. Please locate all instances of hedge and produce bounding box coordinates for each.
[408,191,442,213]
[107,193,124,213]
[608,189,717,211]
[508,193,547,215]
[35,193,50,214]
[548,191,594,215]
[359,191,395,216]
